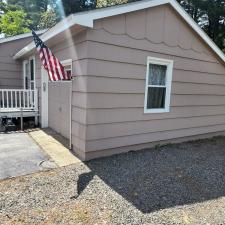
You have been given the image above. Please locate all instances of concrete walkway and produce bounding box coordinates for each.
[0,132,49,180]
[29,129,81,167]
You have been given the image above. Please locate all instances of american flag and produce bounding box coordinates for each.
[32,30,70,81]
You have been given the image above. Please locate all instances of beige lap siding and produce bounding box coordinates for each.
[0,37,33,89]
[81,4,225,159]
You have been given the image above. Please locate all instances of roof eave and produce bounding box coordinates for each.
[13,15,93,60]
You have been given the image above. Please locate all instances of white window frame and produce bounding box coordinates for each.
[23,59,29,89]
[60,59,72,82]
[144,56,173,114]
[29,56,36,90]
[23,55,36,90]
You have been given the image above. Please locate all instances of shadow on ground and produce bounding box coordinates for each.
[77,136,225,213]
[42,128,70,149]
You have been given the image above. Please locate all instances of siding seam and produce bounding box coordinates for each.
[85,57,225,75]
[72,104,225,110]
[72,112,225,126]
[72,122,225,142]
[86,40,220,64]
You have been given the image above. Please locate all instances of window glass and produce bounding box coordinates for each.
[147,64,167,109]
[147,87,166,109]
[25,62,29,76]
[25,62,29,89]
[30,59,34,81]
[148,64,166,86]
[145,57,173,113]
[25,77,29,89]
[64,65,72,79]
[30,82,35,90]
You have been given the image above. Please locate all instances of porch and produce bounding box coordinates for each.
[0,89,39,129]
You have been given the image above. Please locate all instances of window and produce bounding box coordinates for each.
[30,58,35,90]
[144,57,173,113]
[24,61,29,89]
[61,59,72,81]
[23,56,35,90]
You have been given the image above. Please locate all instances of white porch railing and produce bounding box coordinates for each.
[0,89,38,112]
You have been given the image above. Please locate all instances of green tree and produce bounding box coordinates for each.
[0,1,19,13]
[7,0,50,29]
[37,9,58,30]
[97,0,128,8]
[177,0,225,52]
[52,0,97,16]
[0,10,31,36]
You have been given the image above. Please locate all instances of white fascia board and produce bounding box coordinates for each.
[14,0,225,62]
[13,15,79,59]
[73,0,169,26]
[13,14,90,59]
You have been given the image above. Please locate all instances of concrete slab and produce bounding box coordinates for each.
[0,132,50,180]
[29,129,81,167]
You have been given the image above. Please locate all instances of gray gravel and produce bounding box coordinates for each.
[1,136,225,224]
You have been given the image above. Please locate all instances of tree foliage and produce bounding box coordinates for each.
[52,0,97,16]
[7,0,50,29]
[97,0,127,8]
[0,10,31,36]
[178,0,225,51]
[37,9,58,30]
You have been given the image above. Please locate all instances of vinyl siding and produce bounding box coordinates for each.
[0,37,32,89]
[82,4,225,159]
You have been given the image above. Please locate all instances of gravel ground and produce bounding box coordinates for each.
[1,136,225,224]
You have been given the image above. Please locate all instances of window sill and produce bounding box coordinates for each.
[144,108,170,114]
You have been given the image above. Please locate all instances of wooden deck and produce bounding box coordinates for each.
[0,89,38,118]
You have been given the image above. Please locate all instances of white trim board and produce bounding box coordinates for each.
[41,67,49,128]
[22,55,36,89]
[14,0,225,63]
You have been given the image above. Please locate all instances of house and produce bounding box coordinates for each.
[1,0,225,160]
[0,30,45,121]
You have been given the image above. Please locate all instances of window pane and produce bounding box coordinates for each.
[147,87,166,109]
[64,65,71,71]
[25,77,29,89]
[63,65,72,79]
[25,62,29,76]
[30,59,34,81]
[66,70,72,79]
[30,82,34,90]
[148,64,167,85]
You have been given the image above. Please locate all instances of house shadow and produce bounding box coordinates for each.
[42,128,70,149]
[76,136,225,213]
